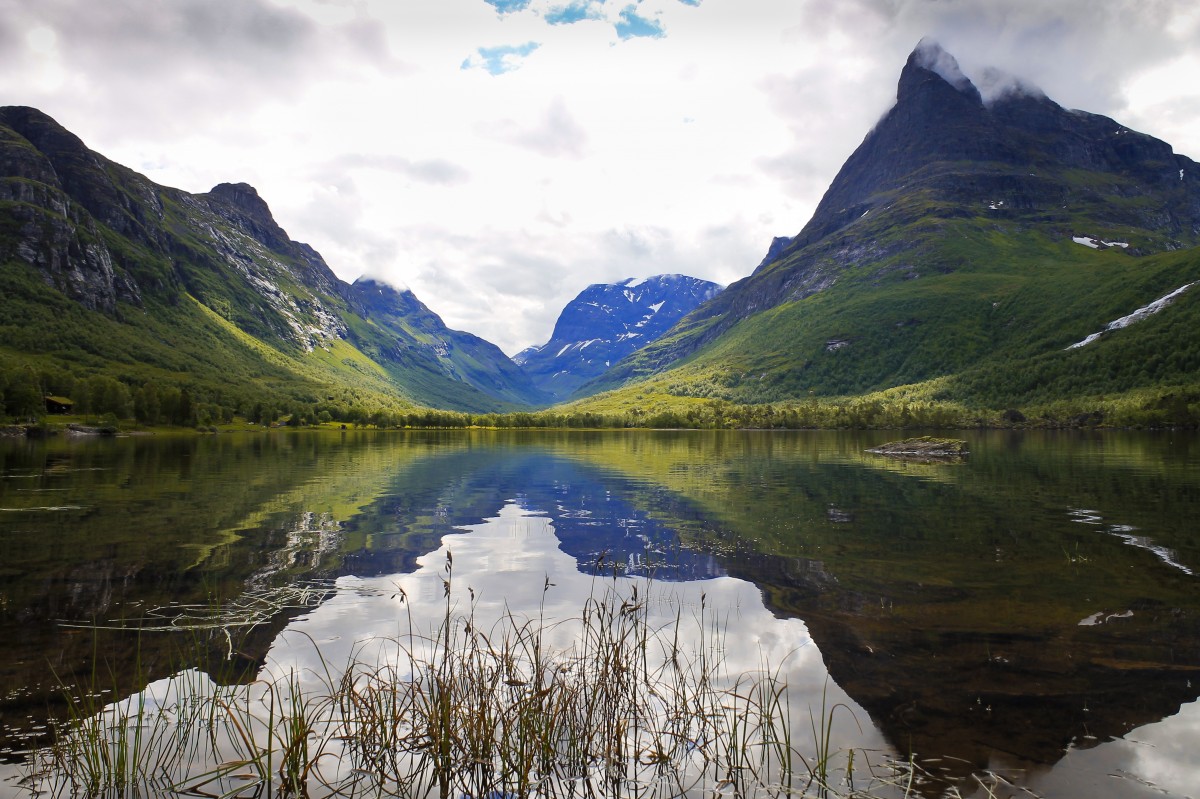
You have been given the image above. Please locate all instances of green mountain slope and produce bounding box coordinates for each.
[0,106,548,419]
[578,41,1200,415]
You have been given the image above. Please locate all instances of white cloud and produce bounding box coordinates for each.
[488,96,588,158]
[2,0,1198,355]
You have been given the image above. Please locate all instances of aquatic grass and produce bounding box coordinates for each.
[800,680,863,797]
[34,663,226,797]
[23,558,915,798]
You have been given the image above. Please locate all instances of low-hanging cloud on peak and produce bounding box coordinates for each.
[975,66,1047,105]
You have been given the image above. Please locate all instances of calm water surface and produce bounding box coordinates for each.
[0,429,1197,797]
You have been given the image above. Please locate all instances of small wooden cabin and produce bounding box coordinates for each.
[44,395,75,414]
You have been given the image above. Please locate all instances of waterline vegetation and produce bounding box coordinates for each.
[18,559,932,798]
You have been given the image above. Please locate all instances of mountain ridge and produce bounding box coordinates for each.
[0,105,548,416]
[577,40,1200,409]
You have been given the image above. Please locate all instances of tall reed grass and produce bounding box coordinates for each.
[22,558,921,798]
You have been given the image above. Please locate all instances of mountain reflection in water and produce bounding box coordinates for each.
[0,429,1197,798]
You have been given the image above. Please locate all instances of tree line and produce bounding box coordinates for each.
[5,363,1200,431]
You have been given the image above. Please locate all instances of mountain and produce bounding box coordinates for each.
[583,39,1200,413]
[0,106,547,418]
[345,277,547,408]
[514,274,721,400]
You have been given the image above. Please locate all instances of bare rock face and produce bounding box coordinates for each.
[0,110,142,313]
[0,106,165,249]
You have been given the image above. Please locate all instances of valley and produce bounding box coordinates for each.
[4,42,1200,430]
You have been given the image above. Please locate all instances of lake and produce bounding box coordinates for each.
[0,429,1197,797]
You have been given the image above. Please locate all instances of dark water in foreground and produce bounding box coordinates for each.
[0,429,1197,797]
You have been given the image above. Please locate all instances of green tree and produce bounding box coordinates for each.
[134,382,161,425]
[5,367,44,419]
[86,375,131,419]
[176,389,194,426]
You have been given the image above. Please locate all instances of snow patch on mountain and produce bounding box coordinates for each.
[1073,235,1129,249]
[1066,282,1196,349]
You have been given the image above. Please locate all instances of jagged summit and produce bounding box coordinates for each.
[207,182,276,225]
[761,38,1196,261]
[902,39,1048,107]
[903,38,982,103]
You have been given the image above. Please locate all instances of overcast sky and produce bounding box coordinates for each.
[3,0,1199,355]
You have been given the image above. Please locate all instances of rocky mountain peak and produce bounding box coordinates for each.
[204,181,293,252]
[349,276,424,318]
[208,182,273,221]
[900,38,983,105]
[0,106,89,167]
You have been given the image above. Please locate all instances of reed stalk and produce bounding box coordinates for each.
[23,558,915,798]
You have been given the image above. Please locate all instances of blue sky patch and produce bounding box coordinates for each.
[545,0,599,25]
[614,5,664,39]
[677,0,701,5]
[462,42,542,75]
[483,0,532,14]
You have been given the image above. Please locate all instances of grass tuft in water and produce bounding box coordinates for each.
[22,559,920,798]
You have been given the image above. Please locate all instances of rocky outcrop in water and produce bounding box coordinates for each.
[866,436,968,459]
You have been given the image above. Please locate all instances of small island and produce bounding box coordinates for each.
[866,436,969,460]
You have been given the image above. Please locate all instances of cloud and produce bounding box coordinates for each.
[614,4,665,39]
[975,66,1047,105]
[330,154,472,186]
[289,178,400,267]
[462,41,542,74]
[0,0,396,143]
[489,97,588,158]
[848,0,1200,120]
